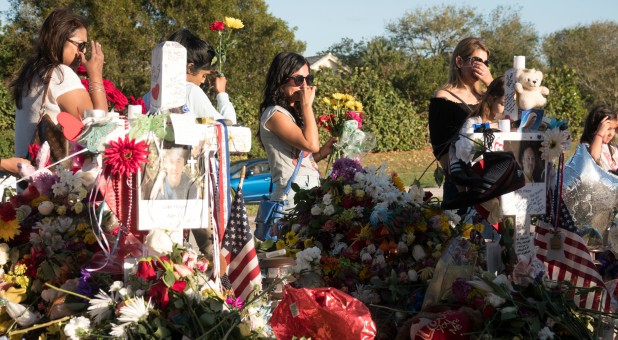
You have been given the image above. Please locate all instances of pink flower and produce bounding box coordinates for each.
[195,260,208,272]
[182,251,197,268]
[322,219,336,233]
[225,297,243,309]
[345,111,363,128]
[210,21,225,31]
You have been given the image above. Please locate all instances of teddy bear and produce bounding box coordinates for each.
[514,68,549,110]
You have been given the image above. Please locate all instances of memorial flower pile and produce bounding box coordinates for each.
[274,158,473,311]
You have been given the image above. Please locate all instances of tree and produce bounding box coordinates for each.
[543,21,618,108]
[0,0,305,158]
[544,66,588,138]
[386,5,479,58]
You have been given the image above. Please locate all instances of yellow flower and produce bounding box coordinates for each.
[344,94,355,102]
[461,224,474,239]
[343,185,352,195]
[84,229,97,245]
[392,175,405,192]
[30,196,49,208]
[72,202,84,214]
[332,93,344,100]
[14,264,27,276]
[224,17,244,29]
[76,223,87,232]
[345,100,356,110]
[303,238,314,248]
[474,223,485,233]
[0,219,20,241]
[355,101,364,112]
[416,221,427,233]
[56,205,67,216]
[322,97,331,106]
[275,240,286,250]
[331,105,340,111]
[355,189,365,199]
[285,231,298,246]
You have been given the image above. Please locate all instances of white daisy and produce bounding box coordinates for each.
[540,127,571,161]
[117,296,152,324]
[63,316,91,340]
[109,281,124,292]
[110,322,129,337]
[88,289,115,324]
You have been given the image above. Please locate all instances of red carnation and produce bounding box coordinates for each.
[103,137,149,177]
[210,21,225,31]
[318,115,334,132]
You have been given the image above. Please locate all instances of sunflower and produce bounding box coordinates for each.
[103,137,149,177]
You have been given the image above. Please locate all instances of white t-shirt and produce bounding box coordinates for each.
[14,64,85,158]
[260,105,320,202]
[143,82,236,124]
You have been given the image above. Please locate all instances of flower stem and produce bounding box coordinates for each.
[8,316,71,336]
[43,282,91,301]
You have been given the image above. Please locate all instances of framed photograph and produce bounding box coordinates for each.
[138,144,209,230]
[479,132,547,215]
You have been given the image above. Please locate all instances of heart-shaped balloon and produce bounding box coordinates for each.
[57,112,84,141]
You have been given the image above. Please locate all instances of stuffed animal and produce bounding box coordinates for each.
[514,68,549,110]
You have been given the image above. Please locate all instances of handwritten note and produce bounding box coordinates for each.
[169,113,199,146]
[150,41,187,110]
[501,183,546,215]
[504,68,519,121]
[514,214,533,257]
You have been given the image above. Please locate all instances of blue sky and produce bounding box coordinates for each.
[1,1,615,56]
[264,0,618,56]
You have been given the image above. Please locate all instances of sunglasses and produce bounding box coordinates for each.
[463,56,490,67]
[289,74,314,86]
[68,39,87,53]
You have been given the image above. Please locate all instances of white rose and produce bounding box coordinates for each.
[310,205,322,215]
[412,245,426,261]
[408,269,418,282]
[144,228,174,255]
[38,201,54,215]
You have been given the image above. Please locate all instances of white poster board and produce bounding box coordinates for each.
[150,41,187,111]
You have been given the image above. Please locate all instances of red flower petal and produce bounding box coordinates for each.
[103,137,150,177]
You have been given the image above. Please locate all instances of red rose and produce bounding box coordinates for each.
[210,21,225,31]
[0,203,16,222]
[148,282,170,309]
[136,260,157,281]
[170,280,186,292]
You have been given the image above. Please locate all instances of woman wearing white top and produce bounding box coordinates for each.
[12,8,108,167]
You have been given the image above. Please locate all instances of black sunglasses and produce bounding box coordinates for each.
[289,74,314,86]
[68,39,87,53]
[463,56,490,67]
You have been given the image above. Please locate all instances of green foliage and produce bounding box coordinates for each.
[544,66,588,138]
[543,21,618,108]
[315,68,426,151]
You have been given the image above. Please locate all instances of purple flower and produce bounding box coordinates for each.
[452,278,472,302]
[331,158,363,182]
[225,297,243,309]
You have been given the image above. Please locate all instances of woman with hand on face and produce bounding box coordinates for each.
[428,37,494,202]
[259,52,336,209]
[11,8,108,168]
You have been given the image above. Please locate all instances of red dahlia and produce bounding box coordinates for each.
[103,137,149,177]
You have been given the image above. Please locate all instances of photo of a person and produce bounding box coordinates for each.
[518,142,544,183]
[147,147,198,200]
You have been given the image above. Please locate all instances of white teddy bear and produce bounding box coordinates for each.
[514,68,549,110]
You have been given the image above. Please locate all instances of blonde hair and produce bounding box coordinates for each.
[444,37,490,93]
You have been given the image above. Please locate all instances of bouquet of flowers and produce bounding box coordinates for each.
[318,93,364,138]
[209,17,244,77]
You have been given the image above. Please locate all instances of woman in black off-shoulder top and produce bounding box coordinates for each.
[428,37,494,202]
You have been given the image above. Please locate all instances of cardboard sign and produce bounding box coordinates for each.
[150,41,187,110]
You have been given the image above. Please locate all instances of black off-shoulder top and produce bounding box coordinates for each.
[428,97,478,159]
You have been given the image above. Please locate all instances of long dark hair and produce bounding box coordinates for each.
[581,104,617,144]
[472,76,504,120]
[259,52,310,128]
[167,29,216,74]
[11,8,88,109]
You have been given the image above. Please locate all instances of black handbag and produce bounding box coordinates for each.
[254,152,304,240]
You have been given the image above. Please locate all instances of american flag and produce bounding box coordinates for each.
[221,188,262,301]
[534,198,611,312]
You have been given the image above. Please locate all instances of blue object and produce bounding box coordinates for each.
[229,158,273,202]
[518,109,544,132]
[472,122,490,132]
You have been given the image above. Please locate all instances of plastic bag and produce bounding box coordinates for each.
[270,285,376,340]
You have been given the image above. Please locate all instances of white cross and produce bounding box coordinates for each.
[187,156,198,174]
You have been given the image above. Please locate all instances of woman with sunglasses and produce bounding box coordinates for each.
[12,8,107,163]
[259,52,336,209]
[428,37,494,204]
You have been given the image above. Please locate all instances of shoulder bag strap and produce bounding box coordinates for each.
[444,89,474,115]
[283,151,304,196]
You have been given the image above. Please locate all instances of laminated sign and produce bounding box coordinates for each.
[150,41,187,110]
